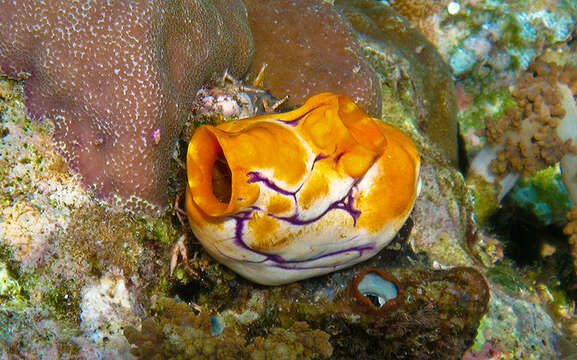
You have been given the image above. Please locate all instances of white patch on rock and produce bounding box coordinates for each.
[80,276,138,354]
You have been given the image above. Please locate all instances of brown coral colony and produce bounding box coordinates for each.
[485,59,577,177]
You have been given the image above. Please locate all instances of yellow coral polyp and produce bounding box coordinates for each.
[185,92,420,285]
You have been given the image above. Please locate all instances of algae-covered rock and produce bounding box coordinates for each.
[0,79,178,358]
[336,0,459,167]
[2,0,577,358]
[126,261,488,360]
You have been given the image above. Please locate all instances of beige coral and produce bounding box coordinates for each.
[476,58,577,293]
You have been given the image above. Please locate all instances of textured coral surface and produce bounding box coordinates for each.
[244,0,382,118]
[0,0,253,212]
[125,297,333,360]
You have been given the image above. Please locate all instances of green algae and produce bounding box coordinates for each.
[458,88,517,152]
[61,206,162,279]
[470,315,491,352]
[37,275,82,323]
[425,232,475,267]
[486,263,533,294]
[468,172,501,227]
[509,166,572,226]
[0,245,82,357]
[53,205,182,312]
[336,0,458,167]
[0,239,77,323]
[0,262,27,311]
[0,304,82,358]
[145,216,180,247]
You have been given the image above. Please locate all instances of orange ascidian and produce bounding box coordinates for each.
[185,92,420,285]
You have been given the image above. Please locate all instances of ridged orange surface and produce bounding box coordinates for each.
[185,92,420,285]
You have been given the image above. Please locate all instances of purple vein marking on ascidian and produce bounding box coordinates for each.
[231,207,258,251]
[273,104,322,127]
[333,152,344,163]
[246,170,301,219]
[221,211,378,270]
[267,242,376,270]
[247,155,362,226]
[311,152,328,172]
[246,152,329,216]
[270,184,361,226]
[216,208,278,264]
[246,152,327,194]
[269,241,377,270]
[217,151,365,269]
[247,171,301,197]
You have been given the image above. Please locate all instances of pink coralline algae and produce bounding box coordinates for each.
[0,0,253,212]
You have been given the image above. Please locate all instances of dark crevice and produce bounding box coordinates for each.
[489,196,577,299]
[212,151,232,203]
